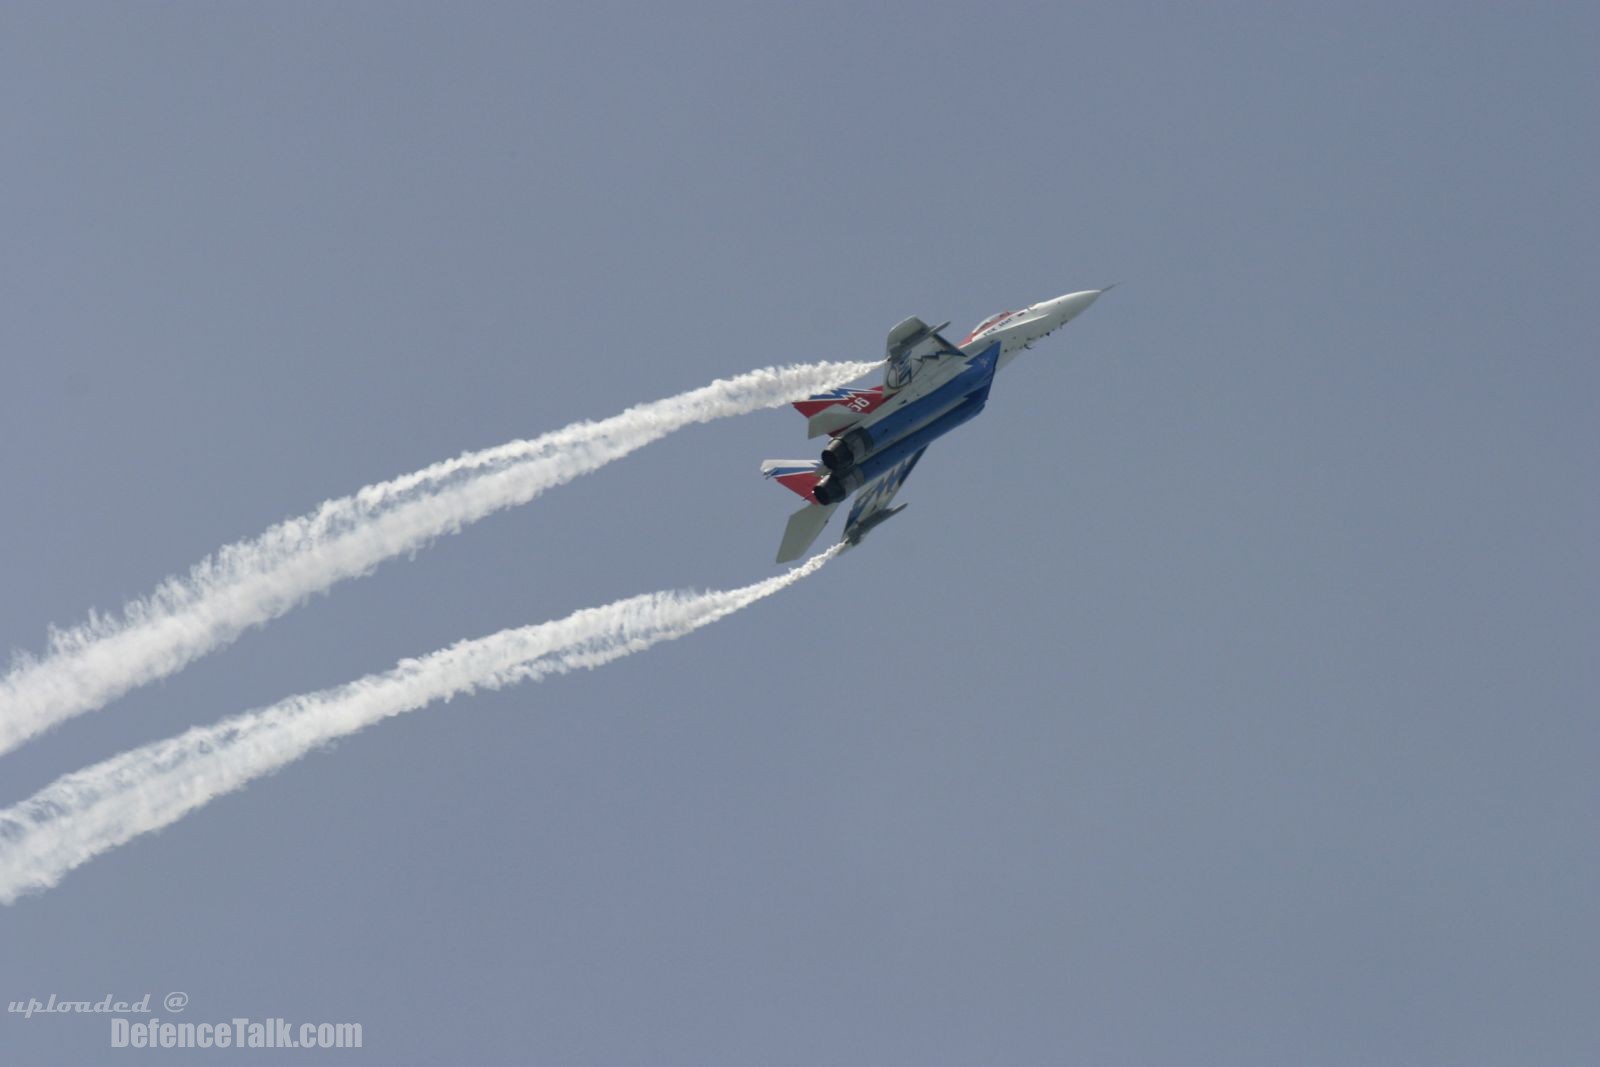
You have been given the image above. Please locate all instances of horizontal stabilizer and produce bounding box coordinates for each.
[776,502,838,563]
[760,459,822,500]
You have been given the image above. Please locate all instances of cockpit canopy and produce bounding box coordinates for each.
[963,310,1018,344]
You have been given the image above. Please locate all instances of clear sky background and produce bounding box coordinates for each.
[2,2,1596,1064]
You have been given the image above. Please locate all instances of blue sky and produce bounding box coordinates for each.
[2,2,1596,1063]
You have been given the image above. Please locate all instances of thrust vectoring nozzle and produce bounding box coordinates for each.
[820,434,859,472]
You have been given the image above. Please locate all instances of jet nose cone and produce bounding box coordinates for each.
[1043,288,1105,325]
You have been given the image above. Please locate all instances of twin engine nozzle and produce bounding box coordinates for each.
[813,478,847,506]
[812,464,865,506]
[816,427,872,504]
[820,428,871,474]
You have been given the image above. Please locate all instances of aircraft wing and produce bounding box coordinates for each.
[842,447,926,545]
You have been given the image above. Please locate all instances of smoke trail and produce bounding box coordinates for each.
[0,546,842,904]
[0,361,874,757]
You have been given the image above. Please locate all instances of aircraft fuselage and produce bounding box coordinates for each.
[811,289,1105,505]
[761,287,1107,562]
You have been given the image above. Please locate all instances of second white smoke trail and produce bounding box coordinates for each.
[0,546,843,905]
[0,361,874,757]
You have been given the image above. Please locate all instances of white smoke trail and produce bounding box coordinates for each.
[0,361,874,757]
[0,546,842,904]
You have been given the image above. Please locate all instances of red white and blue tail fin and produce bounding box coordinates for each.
[760,459,823,501]
[792,386,887,439]
[791,386,885,419]
[761,459,838,561]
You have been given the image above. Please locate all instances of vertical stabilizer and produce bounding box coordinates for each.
[776,503,838,563]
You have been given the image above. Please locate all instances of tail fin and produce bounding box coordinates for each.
[762,460,838,562]
[791,386,885,419]
[760,459,823,501]
[776,502,838,563]
[792,386,887,438]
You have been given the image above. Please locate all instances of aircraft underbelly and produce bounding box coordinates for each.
[855,395,986,483]
[850,342,1000,463]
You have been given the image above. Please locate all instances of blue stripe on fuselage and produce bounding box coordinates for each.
[857,341,1000,456]
[852,390,989,486]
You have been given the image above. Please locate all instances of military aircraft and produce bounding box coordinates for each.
[761,288,1109,562]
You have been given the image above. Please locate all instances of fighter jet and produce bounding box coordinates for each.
[761,288,1109,562]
